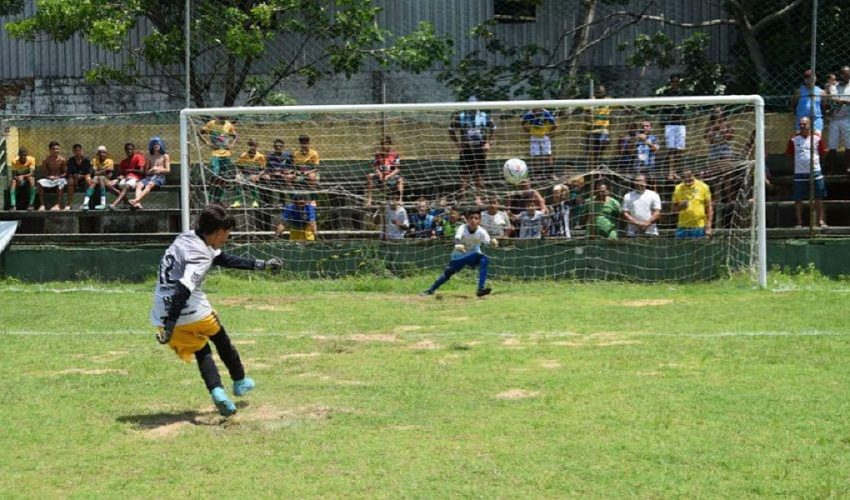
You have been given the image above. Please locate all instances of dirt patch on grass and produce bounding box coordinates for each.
[89,351,128,362]
[232,340,256,346]
[494,389,540,400]
[145,421,192,439]
[550,332,641,348]
[298,372,367,386]
[410,340,440,350]
[280,352,321,360]
[348,333,398,343]
[394,325,423,333]
[595,340,642,346]
[622,299,674,307]
[244,359,273,370]
[502,337,523,347]
[550,341,584,347]
[444,316,470,322]
[539,360,562,369]
[52,368,128,376]
[238,404,335,426]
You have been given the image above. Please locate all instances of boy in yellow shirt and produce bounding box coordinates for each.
[8,148,37,210]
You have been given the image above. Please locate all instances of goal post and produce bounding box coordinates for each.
[180,95,766,286]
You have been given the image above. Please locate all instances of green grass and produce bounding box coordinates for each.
[1,272,849,497]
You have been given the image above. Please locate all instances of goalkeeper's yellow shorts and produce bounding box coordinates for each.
[164,313,222,362]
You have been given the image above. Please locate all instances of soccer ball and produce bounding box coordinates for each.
[503,158,529,185]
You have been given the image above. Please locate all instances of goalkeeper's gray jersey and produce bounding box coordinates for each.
[150,231,221,327]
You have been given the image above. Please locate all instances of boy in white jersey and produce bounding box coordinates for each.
[151,204,282,416]
[421,211,497,297]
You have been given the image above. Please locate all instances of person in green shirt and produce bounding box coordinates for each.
[585,182,621,239]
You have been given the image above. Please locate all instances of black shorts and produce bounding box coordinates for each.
[460,145,487,177]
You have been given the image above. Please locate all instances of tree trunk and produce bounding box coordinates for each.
[568,0,598,81]
[729,9,770,85]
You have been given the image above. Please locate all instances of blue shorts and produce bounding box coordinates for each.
[793,174,826,201]
[447,252,484,272]
[141,175,166,188]
[675,228,706,239]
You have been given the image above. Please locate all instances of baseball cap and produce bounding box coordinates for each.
[97,145,107,152]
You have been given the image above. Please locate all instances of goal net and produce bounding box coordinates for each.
[180,97,766,284]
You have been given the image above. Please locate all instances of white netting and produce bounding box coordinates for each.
[183,98,763,281]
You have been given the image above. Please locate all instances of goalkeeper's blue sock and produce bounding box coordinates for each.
[477,255,489,291]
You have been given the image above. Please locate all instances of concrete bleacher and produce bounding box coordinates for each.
[2,151,850,245]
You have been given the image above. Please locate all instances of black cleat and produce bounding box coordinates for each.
[419,290,434,296]
[476,287,491,298]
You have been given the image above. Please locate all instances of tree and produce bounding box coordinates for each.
[4,0,453,107]
[439,0,810,100]
[439,0,636,100]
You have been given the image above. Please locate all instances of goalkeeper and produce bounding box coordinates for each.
[422,211,497,298]
[150,204,282,416]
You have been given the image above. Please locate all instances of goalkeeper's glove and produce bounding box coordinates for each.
[156,319,176,345]
[255,257,283,273]
[454,244,466,253]
[491,238,499,248]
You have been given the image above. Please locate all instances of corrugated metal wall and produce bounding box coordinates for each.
[0,4,162,79]
[0,0,735,81]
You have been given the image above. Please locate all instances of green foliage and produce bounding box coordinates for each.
[0,0,24,16]
[4,0,452,107]
[438,19,584,101]
[620,31,676,70]
[622,31,726,95]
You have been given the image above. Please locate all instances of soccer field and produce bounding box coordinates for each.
[1,273,848,497]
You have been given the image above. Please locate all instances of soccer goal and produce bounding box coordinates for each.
[179,96,766,286]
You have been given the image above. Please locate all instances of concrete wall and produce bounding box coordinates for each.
[3,238,848,282]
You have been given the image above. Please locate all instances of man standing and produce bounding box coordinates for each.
[826,66,850,174]
[661,75,688,180]
[792,69,824,136]
[672,169,712,239]
[449,97,495,205]
[787,117,827,228]
[200,116,237,204]
[521,107,557,175]
[622,174,662,237]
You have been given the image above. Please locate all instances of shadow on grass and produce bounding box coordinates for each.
[117,401,250,429]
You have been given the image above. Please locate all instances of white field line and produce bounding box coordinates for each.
[0,329,844,339]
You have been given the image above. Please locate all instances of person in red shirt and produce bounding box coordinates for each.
[365,136,404,206]
[109,143,147,209]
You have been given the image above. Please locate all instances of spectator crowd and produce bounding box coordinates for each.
[7,69,845,238]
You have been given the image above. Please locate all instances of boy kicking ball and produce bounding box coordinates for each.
[150,204,282,416]
[422,210,498,297]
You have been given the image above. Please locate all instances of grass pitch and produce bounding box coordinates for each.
[1,272,849,497]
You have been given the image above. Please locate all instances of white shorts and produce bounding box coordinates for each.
[827,118,850,149]
[118,178,139,189]
[38,178,67,189]
[529,136,552,157]
[664,125,687,150]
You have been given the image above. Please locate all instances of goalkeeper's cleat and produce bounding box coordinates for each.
[251,200,260,208]
[419,289,434,296]
[233,377,255,397]
[210,387,236,416]
[230,200,242,208]
[476,287,492,298]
